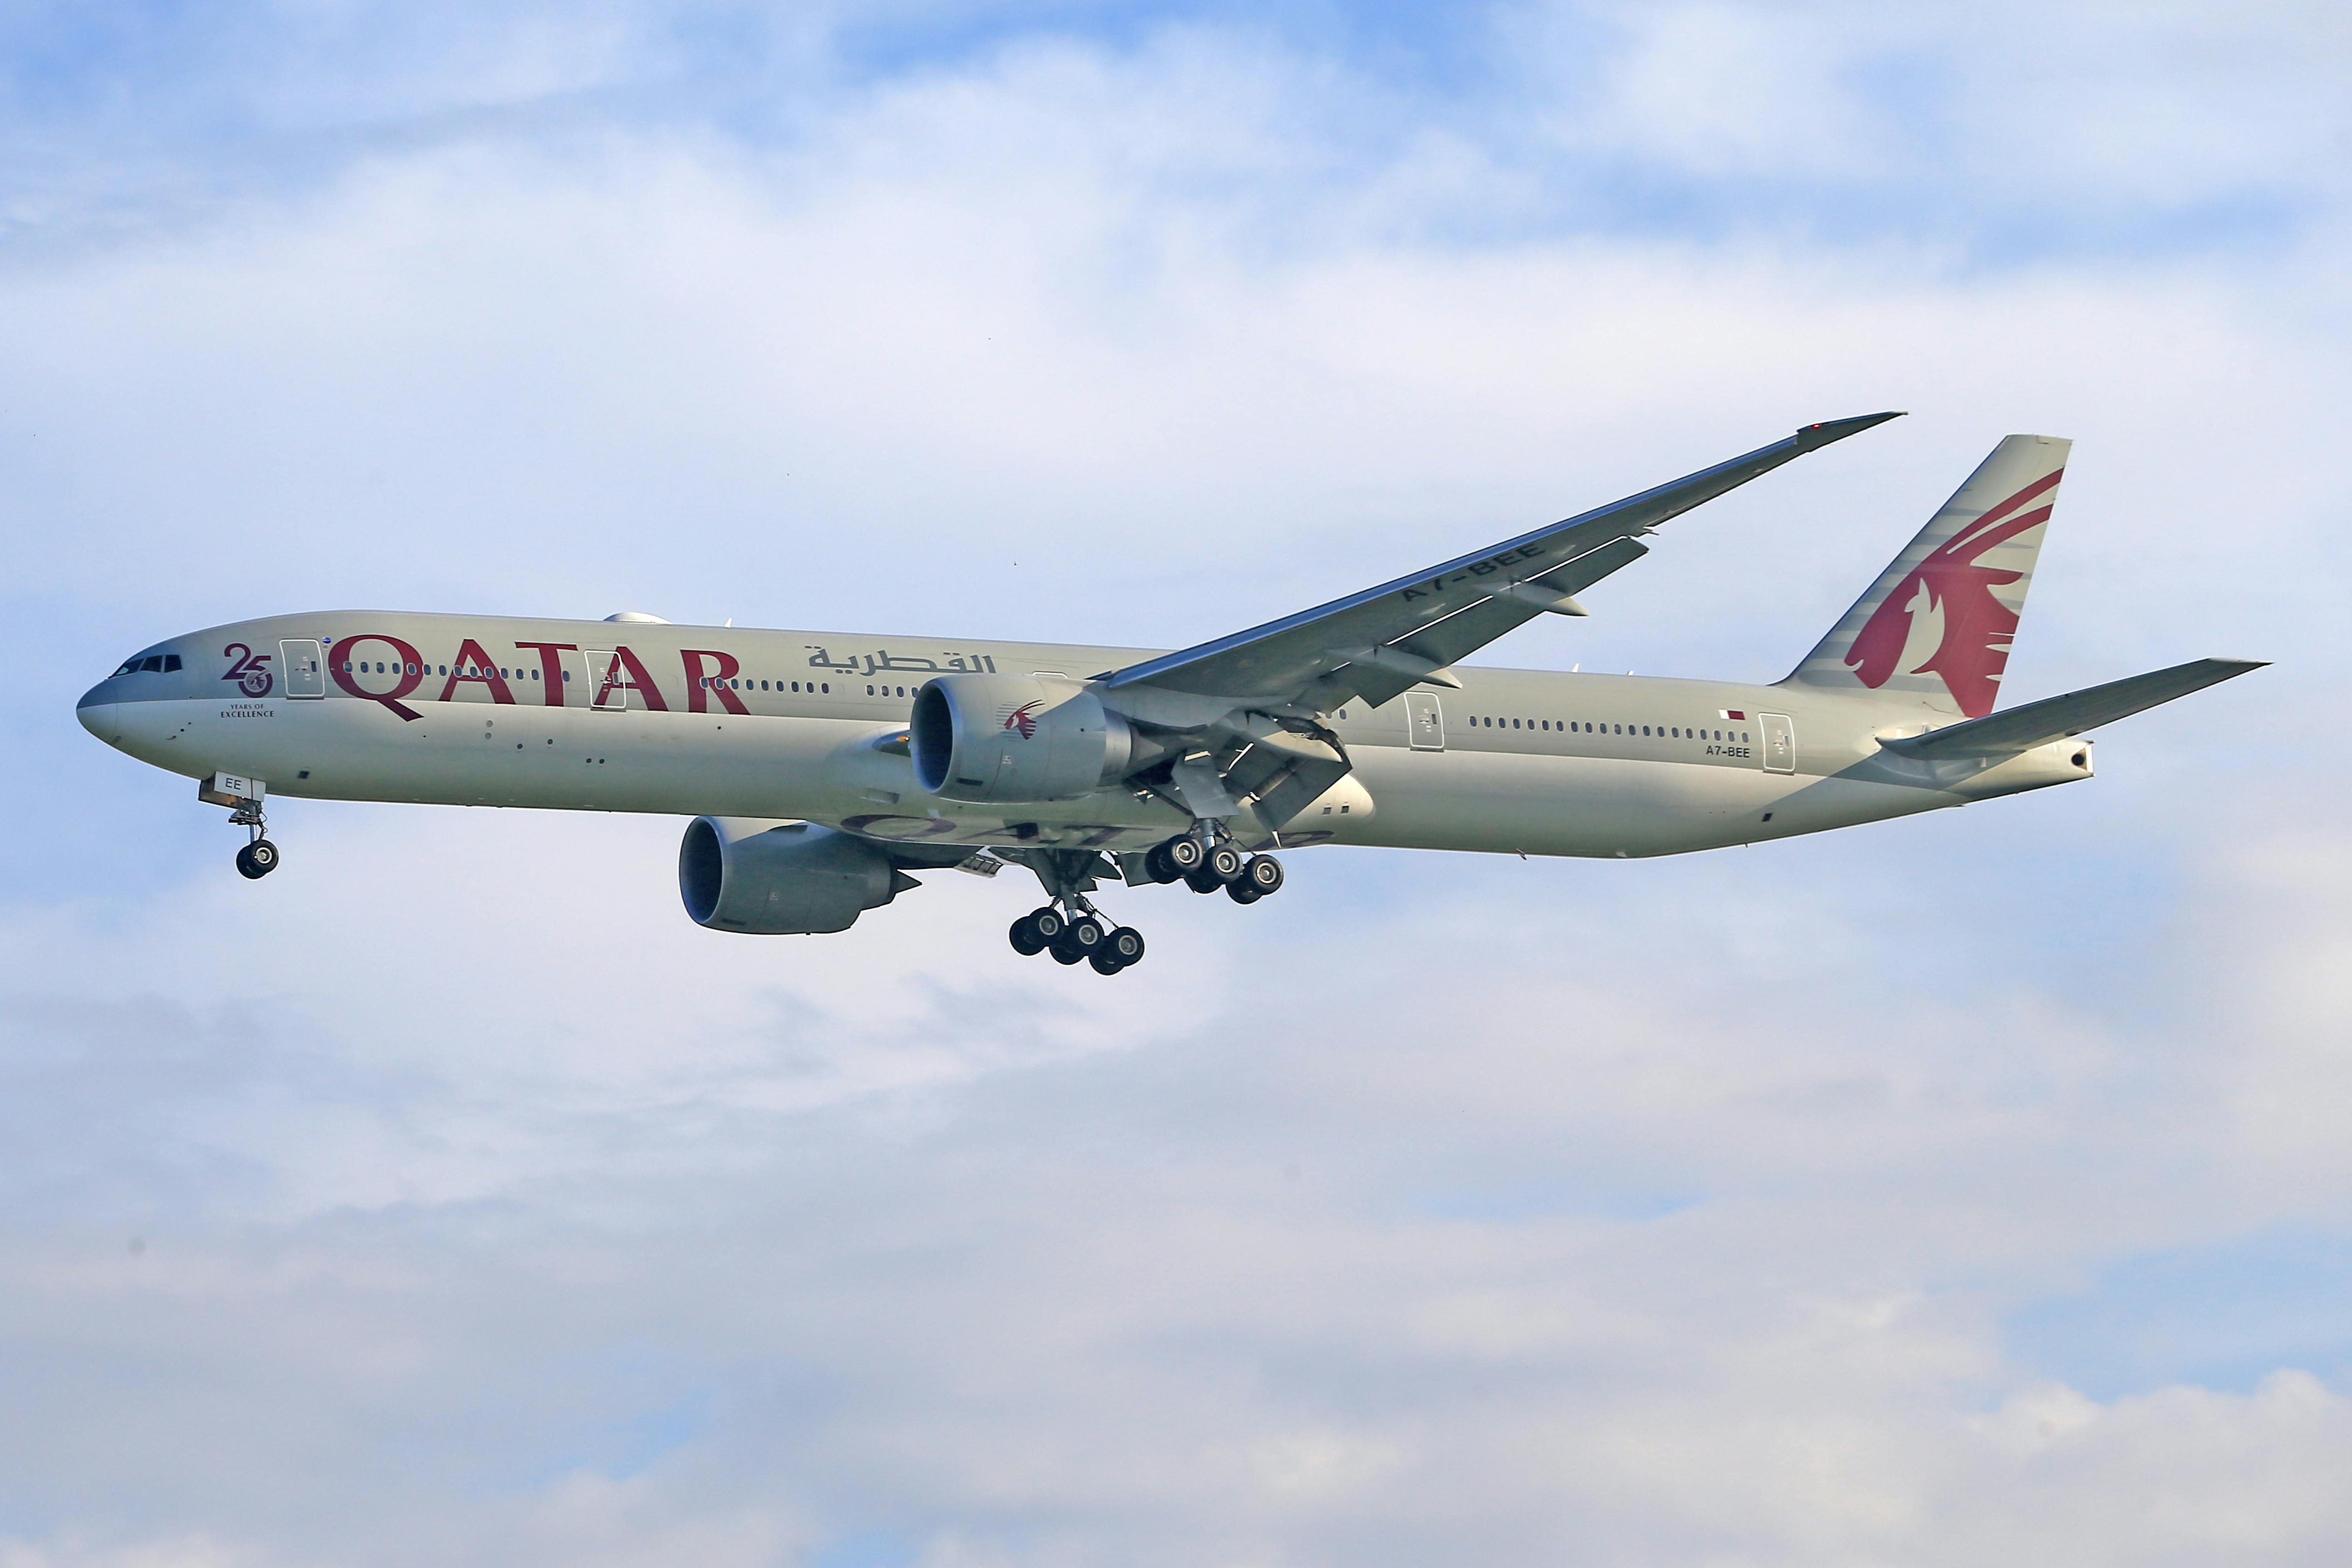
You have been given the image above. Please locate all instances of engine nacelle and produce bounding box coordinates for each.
[678,817,917,935]
[910,673,1135,803]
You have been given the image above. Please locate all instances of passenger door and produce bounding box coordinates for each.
[1405,691,1445,751]
[279,639,325,699]
[585,650,629,711]
[1760,712,1796,774]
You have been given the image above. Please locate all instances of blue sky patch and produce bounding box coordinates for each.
[2006,1229,2352,1400]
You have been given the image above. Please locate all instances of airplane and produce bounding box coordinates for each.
[77,413,2261,975]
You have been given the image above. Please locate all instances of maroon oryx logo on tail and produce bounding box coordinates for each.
[1001,701,1044,740]
[1846,469,2061,717]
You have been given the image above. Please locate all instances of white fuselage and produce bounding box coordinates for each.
[77,611,2092,859]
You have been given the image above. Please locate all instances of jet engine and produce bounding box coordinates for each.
[679,817,918,934]
[910,673,1136,803]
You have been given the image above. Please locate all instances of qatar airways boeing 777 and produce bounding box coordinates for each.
[78,414,2259,974]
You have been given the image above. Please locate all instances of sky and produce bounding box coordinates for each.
[3,2,2350,1563]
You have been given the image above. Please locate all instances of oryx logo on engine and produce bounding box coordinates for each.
[1000,700,1044,740]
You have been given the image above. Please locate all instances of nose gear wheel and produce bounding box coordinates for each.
[221,791,281,879]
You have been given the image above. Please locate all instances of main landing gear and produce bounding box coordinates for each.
[1142,833,1284,905]
[1005,829,1285,977]
[1008,906,1147,975]
[1005,844,1147,976]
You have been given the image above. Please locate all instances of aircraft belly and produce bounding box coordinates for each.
[1345,747,1955,857]
[1345,750,1762,856]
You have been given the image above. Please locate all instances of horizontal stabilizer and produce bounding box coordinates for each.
[1882,658,2266,760]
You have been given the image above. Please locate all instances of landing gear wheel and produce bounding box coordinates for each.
[235,839,280,880]
[1207,843,1245,883]
[1144,843,1183,884]
[1067,915,1106,952]
[1088,950,1126,975]
[1105,926,1146,967]
[1009,916,1046,956]
[1049,942,1085,965]
[1030,907,1066,944]
[1184,867,1223,894]
[1165,836,1205,873]
[1243,854,1283,895]
[1226,880,1262,905]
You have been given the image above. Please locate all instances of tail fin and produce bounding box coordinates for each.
[1783,434,2070,716]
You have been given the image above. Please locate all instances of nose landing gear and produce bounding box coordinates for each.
[201,772,281,880]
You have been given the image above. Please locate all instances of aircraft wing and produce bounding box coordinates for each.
[1103,412,1904,715]
[1883,657,2267,760]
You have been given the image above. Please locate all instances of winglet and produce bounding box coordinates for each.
[1793,411,1906,452]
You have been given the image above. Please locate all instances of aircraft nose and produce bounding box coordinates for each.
[77,685,122,741]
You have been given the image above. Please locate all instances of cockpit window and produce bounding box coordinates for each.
[111,653,181,675]
[163,654,181,671]
[140,656,164,672]
[113,658,141,676]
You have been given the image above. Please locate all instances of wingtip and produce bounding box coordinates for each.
[1794,411,1906,449]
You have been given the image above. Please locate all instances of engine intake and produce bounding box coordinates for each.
[910,673,1135,803]
[679,817,917,934]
